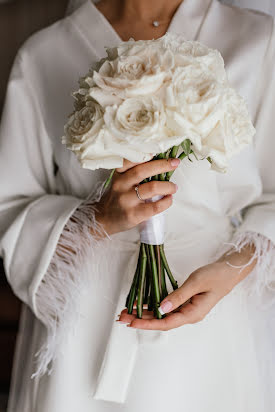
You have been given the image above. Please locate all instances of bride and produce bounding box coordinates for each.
[1,0,275,411]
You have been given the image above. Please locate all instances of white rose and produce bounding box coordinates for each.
[165,65,223,150]
[165,64,220,108]
[160,33,226,83]
[165,62,255,172]
[89,44,174,104]
[115,37,170,61]
[77,130,124,170]
[167,81,255,172]
[64,33,255,173]
[62,101,122,170]
[103,96,183,164]
[194,88,256,172]
[62,100,103,147]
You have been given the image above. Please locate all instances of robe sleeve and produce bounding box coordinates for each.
[226,19,275,306]
[0,50,108,376]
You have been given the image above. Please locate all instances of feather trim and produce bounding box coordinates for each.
[217,230,275,310]
[32,180,110,378]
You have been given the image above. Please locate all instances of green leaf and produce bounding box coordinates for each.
[189,150,199,161]
[181,139,192,156]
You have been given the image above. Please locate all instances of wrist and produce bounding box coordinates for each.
[218,244,257,284]
[93,207,117,238]
[91,207,109,239]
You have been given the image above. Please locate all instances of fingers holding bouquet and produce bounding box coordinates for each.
[117,258,249,331]
[114,157,180,188]
[95,157,180,235]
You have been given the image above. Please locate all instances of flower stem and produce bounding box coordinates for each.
[126,248,141,313]
[137,243,147,319]
[145,244,154,312]
[166,145,180,180]
[155,244,162,298]
[143,268,149,304]
[103,168,115,189]
[171,145,180,158]
[178,152,188,160]
[159,244,178,290]
[148,244,162,319]
[160,260,168,301]
[156,153,166,181]
[166,150,187,181]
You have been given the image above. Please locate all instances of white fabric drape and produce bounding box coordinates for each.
[221,0,275,17]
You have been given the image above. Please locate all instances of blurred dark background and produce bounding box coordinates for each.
[0,0,70,409]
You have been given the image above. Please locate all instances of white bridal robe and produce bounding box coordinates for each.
[1,0,275,411]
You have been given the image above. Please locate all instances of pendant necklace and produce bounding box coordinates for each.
[152,19,171,27]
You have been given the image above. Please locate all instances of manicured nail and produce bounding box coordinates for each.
[171,158,180,167]
[175,184,178,191]
[159,301,173,314]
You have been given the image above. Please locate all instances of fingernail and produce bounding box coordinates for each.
[159,301,173,314]
[171,158,180,167]
[175,184,178,191]
[116,320,128,324]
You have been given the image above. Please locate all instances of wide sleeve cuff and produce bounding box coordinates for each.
[30,182,109,377]
[235,201,275,246]
[221,226,275,310]
[2,194,84,309]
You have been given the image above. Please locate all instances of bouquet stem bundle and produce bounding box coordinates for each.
[126,243,178,319]
[125,145,189,319]
[104,142,192,319]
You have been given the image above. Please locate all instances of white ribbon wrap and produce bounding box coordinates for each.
[139,195,166,245]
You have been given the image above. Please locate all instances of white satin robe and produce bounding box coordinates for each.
[1,0,275,411]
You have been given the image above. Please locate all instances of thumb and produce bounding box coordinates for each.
[159,276,197,315]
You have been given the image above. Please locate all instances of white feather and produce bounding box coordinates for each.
[32,179,110,378]
[216,230,275,310]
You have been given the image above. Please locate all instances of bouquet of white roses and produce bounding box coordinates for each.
[62,33,255,319]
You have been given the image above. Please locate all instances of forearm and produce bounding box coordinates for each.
[218,243,258,285]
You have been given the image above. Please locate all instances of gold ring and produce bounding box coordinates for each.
[135,184,145,202]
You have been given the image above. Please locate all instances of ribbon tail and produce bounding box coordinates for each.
[93,248,140,404]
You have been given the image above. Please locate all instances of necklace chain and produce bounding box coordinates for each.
[96,0,175,28]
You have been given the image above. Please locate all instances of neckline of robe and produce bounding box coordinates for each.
[68,0,214,58]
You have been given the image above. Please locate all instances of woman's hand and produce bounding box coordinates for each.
[117,244,257,330]
[94,158,179,236]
